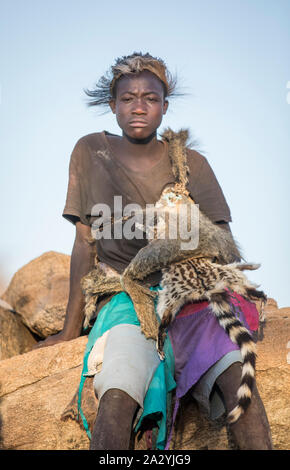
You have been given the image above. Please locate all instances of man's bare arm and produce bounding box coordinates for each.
[34,221,96,349]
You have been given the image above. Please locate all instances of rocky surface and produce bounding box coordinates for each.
[0,303,289,450]
[0,337,89,450]
[0,252,289,450]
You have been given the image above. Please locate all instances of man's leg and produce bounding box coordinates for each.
[90,388,139,450]
[89,324,160,450]
[215,362,273,450]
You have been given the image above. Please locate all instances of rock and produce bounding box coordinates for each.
[0,306,37,360]
[0,337,89,450]
[254,306,290,450]
[266,298,278,309]
[0,308,289,450]
[0,299,13,310]
[1,252,70,338]
[264,297,279,315]
[256,306,290,369]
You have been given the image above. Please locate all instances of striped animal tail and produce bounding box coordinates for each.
[209,291,257,423]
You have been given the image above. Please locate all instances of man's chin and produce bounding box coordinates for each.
[123,128,157,144]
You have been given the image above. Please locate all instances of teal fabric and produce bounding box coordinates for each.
[78,287,176,450]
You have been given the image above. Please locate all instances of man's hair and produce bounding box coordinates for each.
[84,52,180,111]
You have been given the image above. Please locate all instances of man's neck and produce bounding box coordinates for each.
[107,130,165,172]
[120,130,161,160]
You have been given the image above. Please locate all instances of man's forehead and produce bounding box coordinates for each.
[116,72,164,95]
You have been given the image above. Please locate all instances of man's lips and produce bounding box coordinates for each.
[129,120,148,127]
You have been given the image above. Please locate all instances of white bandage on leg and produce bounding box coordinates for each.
[92,323,160,408]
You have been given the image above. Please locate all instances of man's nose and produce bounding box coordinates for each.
[132,99,147,114]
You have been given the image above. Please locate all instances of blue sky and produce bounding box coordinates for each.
[0,0,289,306]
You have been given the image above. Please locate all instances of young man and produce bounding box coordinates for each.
[36,53,273,450]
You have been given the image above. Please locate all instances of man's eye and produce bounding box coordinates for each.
[122,97,132,102]
[147,97,158,102]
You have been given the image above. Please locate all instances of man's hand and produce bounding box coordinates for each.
[33,330,76,349]
[33,221,96,349]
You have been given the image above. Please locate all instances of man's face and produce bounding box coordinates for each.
[109,70,168,140]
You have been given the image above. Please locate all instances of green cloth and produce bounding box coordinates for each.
[78,287,176,450]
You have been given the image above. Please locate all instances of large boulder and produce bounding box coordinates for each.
[1,251,70,338]
[0,337,89,450]
[0,304,289,450]
[0,306,37,360]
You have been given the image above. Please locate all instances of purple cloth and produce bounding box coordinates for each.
[168,295,255,400]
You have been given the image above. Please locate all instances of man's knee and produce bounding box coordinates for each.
[215,362,244,411]
[98,388,139,415]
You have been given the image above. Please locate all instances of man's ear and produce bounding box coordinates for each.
[109,99,116,114]
[163,99,169,115]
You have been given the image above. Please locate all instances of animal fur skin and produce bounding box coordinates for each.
[122,180,266,424]
[81,128,267,424]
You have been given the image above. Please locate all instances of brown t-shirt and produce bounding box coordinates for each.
[63,130,232,284]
